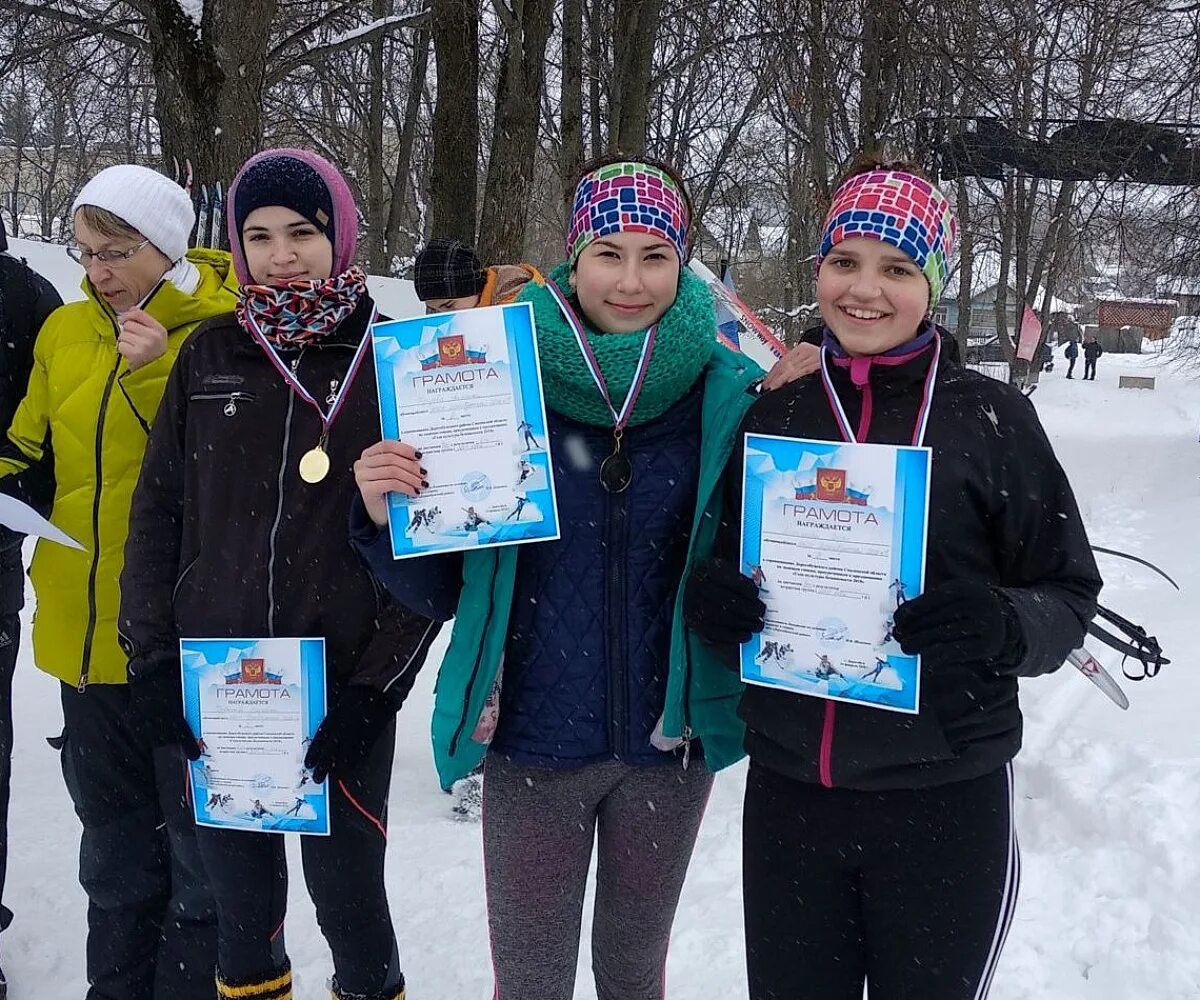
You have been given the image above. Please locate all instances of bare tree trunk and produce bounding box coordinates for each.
[808,0,831,204]
[147,0,277,184]
[995,173,1015,366]
[366,0,390,271]
[478,0,556,262]
[858,0,900,150]
[430,0,480,244]
[610,0,662,154]
[560,0,585,203]
[586,0,605,157]
[386,26,431,263]
[954,178,973,358]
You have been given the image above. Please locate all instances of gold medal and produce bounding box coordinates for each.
[299,446,331,484]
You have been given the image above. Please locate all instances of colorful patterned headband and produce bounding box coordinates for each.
[567,162,690,265]
[816,170,957,310]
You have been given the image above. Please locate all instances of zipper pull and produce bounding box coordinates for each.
[326,379,339,405]
[223,396,237,417]
[681,725,693,771]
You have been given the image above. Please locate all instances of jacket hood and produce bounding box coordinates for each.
[79,247,239,331]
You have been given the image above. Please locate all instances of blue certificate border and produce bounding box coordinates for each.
[370,302,560,559]
[180,637,330,835]
[738,433,931,714]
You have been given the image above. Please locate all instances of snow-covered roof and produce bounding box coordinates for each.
[942,250,1077,313]
[1156,275,1200,297]
[1097,296,1179,306]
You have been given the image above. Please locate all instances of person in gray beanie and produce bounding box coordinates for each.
[0,163,237,1000]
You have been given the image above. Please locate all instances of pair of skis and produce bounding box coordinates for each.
[1071,547,1175,710]
[172,157,226,250]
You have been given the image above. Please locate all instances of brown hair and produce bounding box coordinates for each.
[569,152,695,245]
[835,150,931,189]
[74,204,143,243]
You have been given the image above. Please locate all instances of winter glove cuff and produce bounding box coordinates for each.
[127,667,201,759]
[892,579,1027,673]
[304,685,396,784]
[683,557,766,648]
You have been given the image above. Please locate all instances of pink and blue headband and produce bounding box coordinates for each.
[566,162,690,265]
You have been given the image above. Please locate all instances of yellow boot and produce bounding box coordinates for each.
[216,961,293,1000]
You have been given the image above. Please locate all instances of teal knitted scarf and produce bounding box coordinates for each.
[518,262,716,428]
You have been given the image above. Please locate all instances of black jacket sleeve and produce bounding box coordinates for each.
[0,266,62,515]
[346,602,442,707]
[989,393,1102,677]
[118,345,191,680]
[349,497,464,621]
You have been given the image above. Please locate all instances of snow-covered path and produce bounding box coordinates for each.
[3,349,1198,998]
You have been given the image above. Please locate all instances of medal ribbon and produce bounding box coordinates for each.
[818,336,941,447]
[546,281,657,433]
[244,306,378,442]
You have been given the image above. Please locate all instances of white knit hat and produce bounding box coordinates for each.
[72,165,195,263]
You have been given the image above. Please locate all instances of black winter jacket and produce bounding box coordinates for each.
[0,222,62,614]
[720,344,1102,791]
[119,296,440,701]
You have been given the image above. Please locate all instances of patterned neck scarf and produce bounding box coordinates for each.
[235,267,369,346]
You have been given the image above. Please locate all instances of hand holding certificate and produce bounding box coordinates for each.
[370,303,560,558]
[739,434,932,713]
[181,637,330,835]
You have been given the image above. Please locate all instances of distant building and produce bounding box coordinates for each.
[1155,276,1200,316]
[1096,298,1178,341]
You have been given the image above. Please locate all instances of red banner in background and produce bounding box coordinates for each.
[1017,304,1043,362]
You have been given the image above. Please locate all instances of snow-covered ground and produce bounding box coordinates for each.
[3,241,1198,997]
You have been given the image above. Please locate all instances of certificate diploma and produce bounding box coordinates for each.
[371,302,560,558]
[181,637,330,835]
[739,433,932,714]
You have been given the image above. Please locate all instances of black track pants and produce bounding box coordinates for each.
[743,760,1019,1000]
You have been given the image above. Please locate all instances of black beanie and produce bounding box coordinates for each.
[414,239,486,301]
[232,155,336,253]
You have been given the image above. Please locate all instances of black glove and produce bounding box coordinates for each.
[892,579,1025,672]
[128,670,201,759]
[683,557,766,647]
[305,686,397,784]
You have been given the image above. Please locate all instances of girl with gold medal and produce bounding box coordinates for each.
[120,148,439,1000]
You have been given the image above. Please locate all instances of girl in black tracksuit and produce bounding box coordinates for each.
[684,159,1102,999]
[120,149,437,1000]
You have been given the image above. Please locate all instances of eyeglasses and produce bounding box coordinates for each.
[66,239,151,267]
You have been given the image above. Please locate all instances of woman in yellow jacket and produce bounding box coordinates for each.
[0,164,236,1000]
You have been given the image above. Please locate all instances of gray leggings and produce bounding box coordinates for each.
[482,753,714,1000]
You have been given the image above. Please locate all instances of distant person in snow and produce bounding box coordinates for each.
[0,213,61,999]
[1083,335,1104,380]
[1064,336,1080,378]
[0,164,236,1000]
[684,155,1102,1000]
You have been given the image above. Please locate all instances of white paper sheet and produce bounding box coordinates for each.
[0,493,83,550]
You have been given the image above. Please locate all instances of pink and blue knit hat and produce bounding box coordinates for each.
[816,170,957,310]
[227,148,360,284]
[566,161,690,265]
